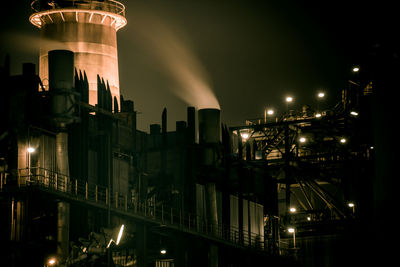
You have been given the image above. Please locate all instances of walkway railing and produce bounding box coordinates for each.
[31,0,126,17]
[1,167,273,253]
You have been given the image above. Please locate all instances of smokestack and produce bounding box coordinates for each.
[48,49,75,128]
[48,50,73,260]
[198,108,221,234]
[198,108,221,166]
[198,108,221,145]
[187,107,196,144]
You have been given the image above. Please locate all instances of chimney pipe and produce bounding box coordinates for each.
[48,49,75,128]
[187,107,196,144]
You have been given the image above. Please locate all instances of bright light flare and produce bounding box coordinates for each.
[289,207,297,213]
[107,239,113,248]
[299,137,306,143]
[241,133,249,140]
[160,249,167,254]
[286,96,293,103]
[116,224,124,245]
[317,92,325,98]
[48,258,56,266]
[27,147,35,153]
[288,228,295,233]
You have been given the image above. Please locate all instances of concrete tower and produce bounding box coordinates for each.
[30,0,127,109]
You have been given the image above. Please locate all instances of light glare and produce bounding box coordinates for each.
[48,258,56,265]
[241,133,249,140]
[116,224,124,245]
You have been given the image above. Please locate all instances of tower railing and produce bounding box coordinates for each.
[31,0,126,17]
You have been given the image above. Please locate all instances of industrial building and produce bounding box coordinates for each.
[0,1,396,267]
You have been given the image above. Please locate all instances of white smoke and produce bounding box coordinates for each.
[127,12,220,110]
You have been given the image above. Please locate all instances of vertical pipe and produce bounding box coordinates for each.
[206,183,218,232]
[10,198,15,240]
[57,201,70,260]
[171,207,173,224]
[187,107,196,144]
[16,201,22,241]
[136,224,148,267]
[284,124,291,214]
[161,108,167,174]
[162,205,164,223]
[125,195,128,211]
[198,109,221,235]
[107,134,111,226]
[55,173,58,190]
[208,244,218,267]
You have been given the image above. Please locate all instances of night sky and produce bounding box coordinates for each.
[0,0,396,131]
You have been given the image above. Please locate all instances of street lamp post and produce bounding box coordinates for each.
[288,227,296,248]
[264,108,274,123]
[285,96,293,120]
[348,202,355,214]
[317,91,325,115]
[27,146,35,181]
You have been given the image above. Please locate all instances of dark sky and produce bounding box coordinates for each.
[1,0,396,131]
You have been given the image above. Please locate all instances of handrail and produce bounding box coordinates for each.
[2,167,270,253]
[31,0,126,17]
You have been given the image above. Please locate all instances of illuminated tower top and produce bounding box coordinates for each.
[30,0,127,109]
[30,0,127,30]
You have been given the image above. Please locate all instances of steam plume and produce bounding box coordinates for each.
[128,12,220,109]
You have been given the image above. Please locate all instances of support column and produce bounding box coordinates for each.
[208,244,218,267]
[206,182,218,234]
[136,223,148,267]
[57,201,70,260]
[174,233,187,267]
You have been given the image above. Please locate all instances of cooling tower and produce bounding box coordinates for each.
[30,0,127,109]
